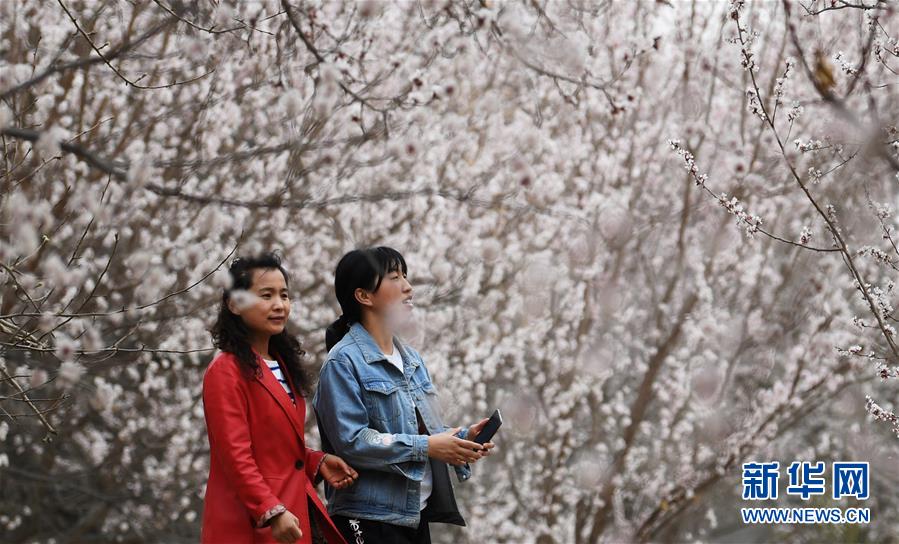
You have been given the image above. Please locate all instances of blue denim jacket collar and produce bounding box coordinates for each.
[346,321,420,372]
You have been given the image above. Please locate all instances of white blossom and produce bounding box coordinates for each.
[34,126,67,158]
[29,368,48,389]
[0,104,11,128]
[279,88,305,118]
[210,267,233,290]
[127,157,154,189]
[57,360,85,387]
[1,2,896,541]
[41,254,70,288]
[228,289,260,311]
[54,334,79,362]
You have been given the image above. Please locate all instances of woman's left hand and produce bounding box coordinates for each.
[319,454,359,489]
[466,418,497,458]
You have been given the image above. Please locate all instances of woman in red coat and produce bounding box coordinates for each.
[202,252,358,544]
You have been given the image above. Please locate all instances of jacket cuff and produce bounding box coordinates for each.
[313,453,328,485]
[454,426,469,441]
[388,435,430,481]
[455,462,472,482]
[306,449,327,485]
[414,433,429,462]
[257,503,286,527]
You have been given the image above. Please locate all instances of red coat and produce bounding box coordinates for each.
[201,350,347,544]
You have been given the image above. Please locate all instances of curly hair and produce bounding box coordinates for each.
[210,251,315,397]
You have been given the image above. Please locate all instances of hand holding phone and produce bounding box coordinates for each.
[470,409,502,451]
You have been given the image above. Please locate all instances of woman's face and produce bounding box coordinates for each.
[228,267,290,338]
[359,267,413,326]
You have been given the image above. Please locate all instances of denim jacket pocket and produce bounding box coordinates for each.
[361,379,403,426]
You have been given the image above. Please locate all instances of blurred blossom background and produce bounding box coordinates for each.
[2,0,899,542]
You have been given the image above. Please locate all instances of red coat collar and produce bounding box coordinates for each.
[251,348,306,445]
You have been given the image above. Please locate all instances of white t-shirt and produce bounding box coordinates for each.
[384,345,432,511]
[383,347,404,375]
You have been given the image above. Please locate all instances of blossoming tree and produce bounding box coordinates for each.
[2,0,898,542]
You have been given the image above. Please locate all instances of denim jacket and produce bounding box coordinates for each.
[312,321,471,528]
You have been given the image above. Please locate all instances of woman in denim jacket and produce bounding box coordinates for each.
[313,246,496,544]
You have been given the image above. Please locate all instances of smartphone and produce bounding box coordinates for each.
[472,409,502,449]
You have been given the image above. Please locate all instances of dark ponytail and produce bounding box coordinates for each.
[325,314,351,354]
[325,246,408,351]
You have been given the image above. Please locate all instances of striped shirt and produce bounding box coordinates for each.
[263,358,295,403]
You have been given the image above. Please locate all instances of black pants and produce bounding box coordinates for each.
[307,497,327,544]
[330,514,431,544]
